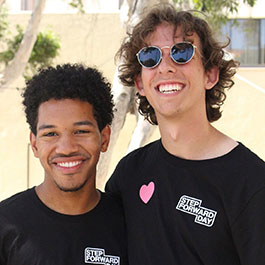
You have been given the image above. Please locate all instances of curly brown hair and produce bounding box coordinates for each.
[116,3,239,124]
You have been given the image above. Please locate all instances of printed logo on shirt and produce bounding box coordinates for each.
[84,247,120,265]
[176,195,217,227]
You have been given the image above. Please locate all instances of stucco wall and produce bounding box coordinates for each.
[0,13,264,201]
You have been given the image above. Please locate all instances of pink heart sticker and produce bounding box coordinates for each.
[139,181,155,204]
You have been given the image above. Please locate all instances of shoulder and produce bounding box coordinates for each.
[0,189,34,219]
[106,140,160,188]
[230,143,265,170]
[215,143,265,187]
[117,139,160,167]
[237,143,265,187]
[0,189,30,208]
[105,140,161,194]
[218,143,265,208]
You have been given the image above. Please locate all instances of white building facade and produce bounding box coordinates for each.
[4,0,265,66]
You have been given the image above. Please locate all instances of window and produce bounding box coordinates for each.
[221,19,265,66]
[261,20,265,66]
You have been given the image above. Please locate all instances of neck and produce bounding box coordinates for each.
[158,114,237,160]
[35,183,100,215]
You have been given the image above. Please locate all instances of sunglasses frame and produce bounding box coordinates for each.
[136,41,198,69]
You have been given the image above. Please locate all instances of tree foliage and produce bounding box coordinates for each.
[68,0,84,13]
[0,3,60,81]
[0,25,60,80]
[172,0,257,30]
[0,5,8,40]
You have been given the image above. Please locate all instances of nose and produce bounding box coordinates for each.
[157,46,176,74]
[55,134,79,155]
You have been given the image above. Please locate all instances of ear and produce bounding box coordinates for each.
[100,125,111,153]
[205,66,219,90]
[30,131,39,158]
[134,75,145,96]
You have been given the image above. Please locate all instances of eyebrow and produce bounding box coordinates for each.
[73,121,95,127]
[38,120,95,131]
[38,124,55,131]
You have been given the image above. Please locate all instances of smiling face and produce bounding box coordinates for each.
[135,23,218,124]
[30,99,110,193]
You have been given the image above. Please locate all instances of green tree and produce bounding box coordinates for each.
[0,25,60,80]
[0,0,82,89]
[172,0,257,30]
[68,0,84,12]
[0,5,8,40]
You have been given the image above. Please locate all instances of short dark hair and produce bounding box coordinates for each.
[22,63,114,134]
[116,3,239,124]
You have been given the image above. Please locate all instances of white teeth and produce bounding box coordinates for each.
[159,84,182,93]
[58,161,82,168]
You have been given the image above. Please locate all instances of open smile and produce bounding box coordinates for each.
[54,159,86,173]
[156,83,184,94]
[57,161,82,168]
[53,159,88,175]
[50,155,89,173]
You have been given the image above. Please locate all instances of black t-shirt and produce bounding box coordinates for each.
[106,140,265,265]
[0,188,128,265]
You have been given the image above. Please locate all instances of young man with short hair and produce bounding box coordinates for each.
[0,64,128,265]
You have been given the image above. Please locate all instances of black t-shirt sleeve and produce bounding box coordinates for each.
[0,215,16,265]
[231,187,265,265]
[0,217,6,265]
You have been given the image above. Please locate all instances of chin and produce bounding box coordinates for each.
[56,179,88,193]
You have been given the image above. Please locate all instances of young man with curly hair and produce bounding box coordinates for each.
[0,64,128,265]
[106,4,265,265]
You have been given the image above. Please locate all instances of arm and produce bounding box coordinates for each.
[0,215,9,265]
[231,187,265,265]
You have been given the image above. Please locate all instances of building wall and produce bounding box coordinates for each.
[5,0,121,13]
[5,0,265,17]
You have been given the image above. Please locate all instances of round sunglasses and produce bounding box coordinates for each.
[136,41,197,69]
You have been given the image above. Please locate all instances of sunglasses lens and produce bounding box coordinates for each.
[171,43,194,64]
[138,47,161,68]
